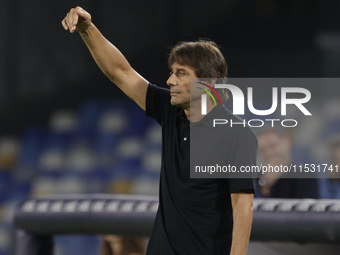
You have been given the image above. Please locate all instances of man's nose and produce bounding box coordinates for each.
[166,73,177,87]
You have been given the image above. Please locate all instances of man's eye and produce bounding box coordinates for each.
[177,71,185,76]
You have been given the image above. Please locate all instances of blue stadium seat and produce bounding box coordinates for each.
[17,126,45,169]
[75,100,102,142]
[54,235,100,255]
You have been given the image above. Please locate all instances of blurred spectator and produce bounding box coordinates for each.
[256,128,319,198]
[101,235,146,255]
[319,134,340,198]
[0,136,20,169]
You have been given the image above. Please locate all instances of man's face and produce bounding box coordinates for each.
[257,131,291,165]
[167,62,197,109]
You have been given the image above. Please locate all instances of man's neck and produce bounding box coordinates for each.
[184,100,216,122]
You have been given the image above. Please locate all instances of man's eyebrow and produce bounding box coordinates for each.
[175,68,186,73]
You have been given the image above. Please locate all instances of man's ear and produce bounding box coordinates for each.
[206,78,217,87]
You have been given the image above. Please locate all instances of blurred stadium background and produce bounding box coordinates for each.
[1,0,340,254]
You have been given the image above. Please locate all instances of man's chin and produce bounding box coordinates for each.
[170,98,189,109]
[170,98,179,106]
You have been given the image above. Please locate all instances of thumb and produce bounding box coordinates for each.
[76,9,90,20]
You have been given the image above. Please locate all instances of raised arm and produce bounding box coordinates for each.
[61,6,149,110]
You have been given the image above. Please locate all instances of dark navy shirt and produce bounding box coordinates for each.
[145,83,257,255]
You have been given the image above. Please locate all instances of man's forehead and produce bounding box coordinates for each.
[171,62,195,72]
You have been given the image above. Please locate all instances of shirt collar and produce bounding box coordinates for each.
[176,105,229,127]
[191,105,228,127]
[176,108,187,119]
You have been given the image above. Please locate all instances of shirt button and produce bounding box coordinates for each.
[183,137,187,141]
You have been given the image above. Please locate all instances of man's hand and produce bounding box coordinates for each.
[60,6,148,110]
[61,6,92,34]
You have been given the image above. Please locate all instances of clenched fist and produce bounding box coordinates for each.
[61,6,92,34]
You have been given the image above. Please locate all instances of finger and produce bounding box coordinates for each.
[71,11,79,32]
[76,7,90,21]
[69,8,75,32]
[76,10,87,22]
[66,12,74,33]
[74,6,83,13]
[61,18,68,30]
[68,9,75,32]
